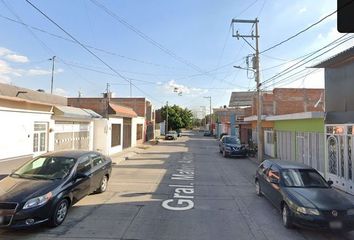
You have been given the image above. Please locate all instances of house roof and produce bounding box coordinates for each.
[0,95,53,107]
[0,83,67,105]
[53,105,102,119]
[228,92,255,107]
[109,103,137,118]
[311,46,354,68]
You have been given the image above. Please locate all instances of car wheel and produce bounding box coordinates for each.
[49,198,69,227]
[255,180,262,196]
[282,204,293,228]
[96,175,108,193]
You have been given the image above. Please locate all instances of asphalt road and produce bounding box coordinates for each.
[0,131,354,239]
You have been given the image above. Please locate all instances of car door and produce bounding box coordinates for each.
[90,153,106,192]
[72,155,92,201]
[266,165,283,209]
[258,161,272,197]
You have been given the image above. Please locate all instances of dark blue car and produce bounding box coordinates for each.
[218,135,247,158]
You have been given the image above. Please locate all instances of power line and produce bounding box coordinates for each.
[260,35,354,90]
[0,13,187,71]
[89,0,210,76]
[25,0,164,104]
[261,7,340,54]
[261,33,352,86]
[1,0,101,90]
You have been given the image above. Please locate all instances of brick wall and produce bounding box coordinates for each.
[68,98,108,117]
[110,98,146,117]
[250,88,324,116]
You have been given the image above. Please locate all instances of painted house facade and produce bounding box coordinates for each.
[313,46,354,194]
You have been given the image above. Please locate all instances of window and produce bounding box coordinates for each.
[77,156,91,174]
[137,124,143,140]
[259,161,271,175]
[91,154,104,167]
[111,124,121,147]
[268,165,280,182]
[33,123,47,153]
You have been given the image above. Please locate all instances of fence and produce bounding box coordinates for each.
[276,130,325,175]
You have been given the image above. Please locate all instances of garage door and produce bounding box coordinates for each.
[54,122,90,151]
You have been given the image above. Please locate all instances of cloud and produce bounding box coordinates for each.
[162,80,208,96]
[5,54,29,63]
[53,88,67,96]
[0,47,29,63]
[298,7,307,14]
[27,68,64,76]
[0,59,21,83]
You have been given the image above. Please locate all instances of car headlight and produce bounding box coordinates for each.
[23,192,52,209]
[225,147,232,151]
[296,206,320,216]
[347,209,354,215]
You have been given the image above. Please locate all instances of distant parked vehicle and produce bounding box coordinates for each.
[203,131,212,136]
[219,135,247,158]
[219,133,228,139]
[165,131,178,140]
[255,159,354,231]
[0,150,112,228]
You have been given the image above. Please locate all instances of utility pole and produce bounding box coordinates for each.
[106,83,110,118]
[49,56,56,94]
[231,18,263,162]
[204,96,212,133]
[166,101,169,133]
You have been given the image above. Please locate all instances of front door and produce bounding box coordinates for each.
[33,122,48,156]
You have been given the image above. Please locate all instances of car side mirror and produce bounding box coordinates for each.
[327,180,333,186]
[270,178,279,184]
[76,172,88,179]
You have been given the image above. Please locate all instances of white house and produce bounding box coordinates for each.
[0,96,55,162]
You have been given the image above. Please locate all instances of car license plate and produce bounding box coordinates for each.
[330,221,342,229]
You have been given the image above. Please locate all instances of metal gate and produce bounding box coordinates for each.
[54,122,90,151]
[296,132,325,175]
[326,125,354,194]
[276,131,295,162]
[264,130,275,157]
[123,118,132,149]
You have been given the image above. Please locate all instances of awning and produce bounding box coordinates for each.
[53,105,102,119]
[109,103,137,118]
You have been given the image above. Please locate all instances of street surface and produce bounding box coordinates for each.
[0,131,354,240]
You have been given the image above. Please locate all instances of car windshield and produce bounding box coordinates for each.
[225,137,240,144]
[281,169,329,188]
[12,156,76,180]
[168,131,177,134]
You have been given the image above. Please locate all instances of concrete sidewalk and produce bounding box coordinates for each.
[110,142,157,165]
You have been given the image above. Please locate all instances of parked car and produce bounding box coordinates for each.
[203,131,212,136]
[0,150,112,228]
[255,159,354,231]
[165,131,178,140]
[218,135,247,158]
[219,132,228,139]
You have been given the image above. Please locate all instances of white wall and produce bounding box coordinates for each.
[93,118,123,156]
[0,107,54,161]
[132,117,145,147]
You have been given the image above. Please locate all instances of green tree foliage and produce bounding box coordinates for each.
[160,105,194,130]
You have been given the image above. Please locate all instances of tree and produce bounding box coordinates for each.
[159,105,193,130]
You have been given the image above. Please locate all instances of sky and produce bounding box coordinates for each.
[0,0,353,116]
